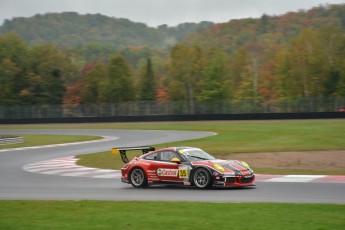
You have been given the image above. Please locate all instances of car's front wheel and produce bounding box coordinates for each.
[129,168,148,188]
[193,168,212,189]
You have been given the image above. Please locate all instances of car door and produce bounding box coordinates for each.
[150,150,184,182]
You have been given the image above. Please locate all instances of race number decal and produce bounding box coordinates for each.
[179,166,189,178]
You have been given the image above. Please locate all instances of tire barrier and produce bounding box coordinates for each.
[0,136,24,145]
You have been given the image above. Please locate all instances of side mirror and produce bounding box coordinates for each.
[171,157,181,164]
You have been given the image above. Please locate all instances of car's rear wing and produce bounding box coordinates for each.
[112,146,155,163]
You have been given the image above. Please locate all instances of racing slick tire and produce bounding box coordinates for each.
[129,168,148,188]
[192,167,213,189]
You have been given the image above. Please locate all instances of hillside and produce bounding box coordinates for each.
[0,4,344,108]
[0,12,213,48]
[184,4,345,54]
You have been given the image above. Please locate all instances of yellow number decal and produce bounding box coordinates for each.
[179,166,188,178]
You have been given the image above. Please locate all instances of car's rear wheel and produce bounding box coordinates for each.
[193,168,212,189]
[129,168,148,188]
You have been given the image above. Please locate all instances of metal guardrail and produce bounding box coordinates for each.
[0,136,24,145]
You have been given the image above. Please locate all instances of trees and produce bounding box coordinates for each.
[63,56,136,105]
[276,26,345,99]
[0,33,29,105]
[138,58,156,101]
[0,58,21,105]
[105,56,134,103]
[26,44,76,104]
[0,33,80,105]
[198,48,230,102]
[229,48,256,101]
[318,26,345,96]
[168,44,206,113]
[1,4,345,110]
[82,62,107,103]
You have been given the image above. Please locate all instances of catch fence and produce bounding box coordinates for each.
[0,97,344,119]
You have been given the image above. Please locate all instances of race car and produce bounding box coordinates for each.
[112,146,255,189]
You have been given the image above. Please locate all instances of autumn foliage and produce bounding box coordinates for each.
[0,4,344,108]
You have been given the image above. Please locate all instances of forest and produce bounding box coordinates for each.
[0,4,344,113]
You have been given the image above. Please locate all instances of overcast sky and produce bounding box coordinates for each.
[0,0,344,27]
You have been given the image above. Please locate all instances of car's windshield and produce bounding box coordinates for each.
[179,148,215,161]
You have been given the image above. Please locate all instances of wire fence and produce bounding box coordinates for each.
[0,97,344,119]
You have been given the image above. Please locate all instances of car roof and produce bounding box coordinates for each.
[148,146,198,153]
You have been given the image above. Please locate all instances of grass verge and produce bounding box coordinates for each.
[76,120,345,175]
[2,120,345,174]
[0,201,344,230]
[12,120,342,153]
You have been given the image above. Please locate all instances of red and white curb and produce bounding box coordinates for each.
[256,174,345,183]
[22,156,345,183]
[23,156,121,179]
[0,136,118,152]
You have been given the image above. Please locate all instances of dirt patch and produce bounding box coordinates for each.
[224,150,345,171]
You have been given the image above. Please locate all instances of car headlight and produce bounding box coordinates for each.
[213,164,225,172]
[241,161,251,169]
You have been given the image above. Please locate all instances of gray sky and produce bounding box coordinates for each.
[0,0,344,27]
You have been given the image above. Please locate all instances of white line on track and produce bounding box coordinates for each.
[0,136,118,152]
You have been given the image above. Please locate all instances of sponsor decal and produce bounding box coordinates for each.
[157,168,178,177]
[133,161,150,166]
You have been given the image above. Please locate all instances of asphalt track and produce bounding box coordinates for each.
[0,129,344,204]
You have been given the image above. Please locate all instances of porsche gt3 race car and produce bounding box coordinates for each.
[112,146,255,189]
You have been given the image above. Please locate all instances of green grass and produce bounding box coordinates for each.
[0,201,344,230]
[77,150,141,170]
[3,120,343,153]
[149,120,345,153]
[2,120,345,174]
[75,120,345,174]
[0,134,102,149]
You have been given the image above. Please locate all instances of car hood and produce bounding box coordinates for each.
[192,159,254,176]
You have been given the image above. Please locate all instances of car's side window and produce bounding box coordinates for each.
[159,151,178,162]
[144,152,158,160]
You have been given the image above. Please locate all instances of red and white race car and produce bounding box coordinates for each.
[112,146,255,189]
